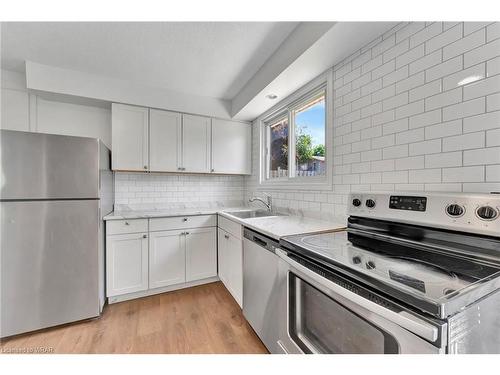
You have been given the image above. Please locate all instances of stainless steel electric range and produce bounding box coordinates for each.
[275,192,500,354]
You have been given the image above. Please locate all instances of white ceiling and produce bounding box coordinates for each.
[1,22,298,100]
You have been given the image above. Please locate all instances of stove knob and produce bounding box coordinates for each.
[366,199,376,208]
[446,204,464,217]
[352,256,362,264]
[352,198,362,207]
[476,206,498,221]
[366,261,376,270]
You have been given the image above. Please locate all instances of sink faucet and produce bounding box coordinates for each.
[249,193,272,212]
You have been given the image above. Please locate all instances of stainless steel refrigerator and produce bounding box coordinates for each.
[0,129,114,338]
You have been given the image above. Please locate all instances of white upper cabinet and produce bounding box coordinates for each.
[212,119,251,175]
[111,103,251,175]
[112,103,149,171]
[182,114,211,173]
[149,109,182,172]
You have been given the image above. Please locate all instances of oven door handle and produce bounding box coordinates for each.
[276,248,439,343]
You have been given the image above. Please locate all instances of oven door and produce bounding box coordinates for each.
[276,249,445,354]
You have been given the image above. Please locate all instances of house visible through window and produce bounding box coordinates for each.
[264,86,326,181]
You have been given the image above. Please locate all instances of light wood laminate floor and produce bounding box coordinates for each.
[0,282,268,354]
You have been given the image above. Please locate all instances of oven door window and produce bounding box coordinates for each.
[289,274,400,354]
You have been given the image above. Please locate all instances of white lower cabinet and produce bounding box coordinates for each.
[106,216,218,303]
[186,227,217,282]
[106,232,149,297]
[149,229,186,289]
[217,228,243,306]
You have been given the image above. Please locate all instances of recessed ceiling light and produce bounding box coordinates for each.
[266,94,278,100]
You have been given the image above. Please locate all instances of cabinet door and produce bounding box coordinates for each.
[185,227,217,282]
[149,109,182,172]
[217,228,229,286]
[149,229,186,289]
[106,233,148,297]
[211,119,251,175]
[112,104,149,171]
[218,229,243,306]
[182,114,211,173]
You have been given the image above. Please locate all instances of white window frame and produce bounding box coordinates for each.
[257,69,333,190]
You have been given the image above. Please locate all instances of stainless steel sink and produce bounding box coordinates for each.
[225,210,285,219]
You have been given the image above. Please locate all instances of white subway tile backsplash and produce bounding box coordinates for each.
[425,151,462,167]
[486,165,500,181]
[395,155,425,170]
[443,29,486,60]
[383,66,409,87]
[464,22,492,36]
[464,38,500,68]
[383,118,409,135]
[409,50,442,75]
[425,56,463,82]
[410,22,443,48]
[409,109,442,129]
[487,128,500,146]
[425,87,462,111]
[462,182,500,193]
[442,166,485,182]
[487,92,500,112]
[463,147,500,165]
[395,100,425,119]
[244,22,500,221]
[383,144,409,159]
[425,23,463,53]
[409,80,442,102]
[442,97,486,121]
[397,129,425,146]
[463,74,500,100]
[443,132,485,152]
[372,134,395,149]
[382,170,408,183]
[487,57,500,77]
[395,72,425,94]
[409,168,442,183]
[442,63,486,91]
[487,22,500,42]
[425,119,462,139]
[396,22,426,43]
[371,159,395,172]
[409,139,441,155]
[383,39,410,63]
[463,111,500,132]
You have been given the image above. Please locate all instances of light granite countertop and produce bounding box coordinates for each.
[104,207,346,240]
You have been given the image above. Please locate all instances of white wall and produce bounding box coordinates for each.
[246,22,500,222]
[1,69,112,148]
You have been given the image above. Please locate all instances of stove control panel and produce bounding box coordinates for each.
[347,192,500,237]
[389,196,427,211]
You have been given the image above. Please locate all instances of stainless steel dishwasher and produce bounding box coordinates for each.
[243,228,283,353]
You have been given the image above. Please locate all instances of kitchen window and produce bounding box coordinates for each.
[260,72,332,190]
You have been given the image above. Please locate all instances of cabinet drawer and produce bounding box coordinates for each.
[218,215,242,239]
[150,214,216,232]
[107,219,148,235]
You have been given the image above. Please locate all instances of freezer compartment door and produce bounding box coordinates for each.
[1,200,99,338]
[1,130,99,199]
